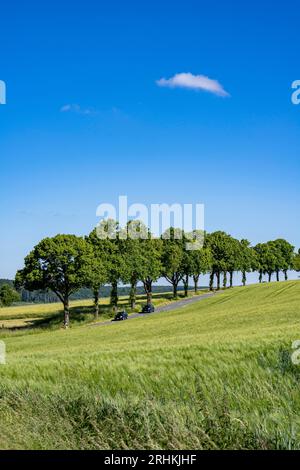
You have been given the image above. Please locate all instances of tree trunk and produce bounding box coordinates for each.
[276,270,280,282]
[173,282,178,299]
[209,271,214,291]
[63,297,70,328]
[183,274,189,297]
[146,290,152,305]
[129,280,137,309]
[229,271,233,288]
[110,281,118,312]
[284,269,288,281]
[143,279,153,306]
[259,270,263,283]
[223,271,227,289]
[193,275,199,294]
[242,271,246,287]
[268,272,272,283]
[94,290,99,319]
[216,271,220,290]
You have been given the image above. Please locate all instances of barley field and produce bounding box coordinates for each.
[0,281,300,449]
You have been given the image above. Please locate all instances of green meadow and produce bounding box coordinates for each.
[1,281,300,450]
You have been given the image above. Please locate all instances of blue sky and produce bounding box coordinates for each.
[0,0,300,278]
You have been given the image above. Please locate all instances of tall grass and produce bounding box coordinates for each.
[0,281,300,449]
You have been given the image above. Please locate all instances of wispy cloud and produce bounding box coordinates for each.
[60,103,97,115]
[156,72,230,97]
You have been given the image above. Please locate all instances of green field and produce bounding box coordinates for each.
[1,281,300,450]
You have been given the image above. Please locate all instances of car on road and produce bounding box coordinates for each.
[112,310,128,321]
[141,304,155,314]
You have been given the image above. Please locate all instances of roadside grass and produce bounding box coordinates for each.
[0,281,300,449]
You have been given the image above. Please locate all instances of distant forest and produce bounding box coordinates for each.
[0,279,193,304]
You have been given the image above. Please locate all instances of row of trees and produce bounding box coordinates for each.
[15,221,299,327]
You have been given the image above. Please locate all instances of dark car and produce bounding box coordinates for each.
[141,304,155,314]
[112,310,128,322]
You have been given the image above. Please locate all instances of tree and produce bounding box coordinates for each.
[273,239,295,281]
[120,221,148,309]
[205,231,234,290]
[94,219,127,312]
[181,231,194,297]
[180,230,211,296]
[294,249,300,272]
[15,235,93,328]
[181,250,191,297]
[224,237,241,288]
[254,240,294,283]
[161,228,184,299]
[183,243,212,295]
[0,284,20,307]
[85,231,107,318]
[254,242,277,283]
[140,236,162,306]
[238,239,257,287]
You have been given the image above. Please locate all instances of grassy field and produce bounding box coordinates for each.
[0,281,300,450]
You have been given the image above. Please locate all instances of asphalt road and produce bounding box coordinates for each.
[89,291,218,328]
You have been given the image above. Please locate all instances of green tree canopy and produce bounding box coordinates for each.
[254,239,295,283]
[205,231,235,290]
[254,242,277,283]
[272,239,295,281]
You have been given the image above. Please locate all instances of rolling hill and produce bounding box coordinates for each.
[1,281,300,449]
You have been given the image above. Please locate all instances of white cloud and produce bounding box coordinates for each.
[156,72,230,97]
[60,104,96,115]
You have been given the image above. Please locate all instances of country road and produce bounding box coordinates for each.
[89,291,219,328]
